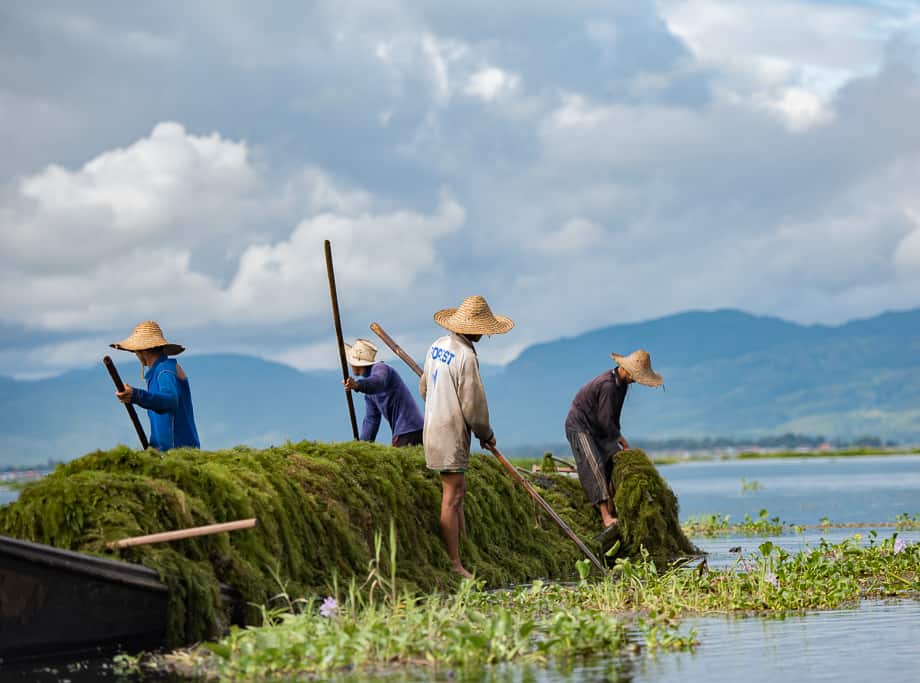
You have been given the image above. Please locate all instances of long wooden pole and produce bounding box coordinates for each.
[486,443,604,573]
[107,518,258,549]
[370,323,423,376]
[324,240,359,440]
[369,322,605,574]
[103,356,149,450]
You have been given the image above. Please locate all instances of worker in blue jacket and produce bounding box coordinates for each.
[111,321,200,451]
[343,338,424,446]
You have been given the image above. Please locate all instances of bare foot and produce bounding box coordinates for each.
[452,564,473,579]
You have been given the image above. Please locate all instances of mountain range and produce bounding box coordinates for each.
[1,308,918,466]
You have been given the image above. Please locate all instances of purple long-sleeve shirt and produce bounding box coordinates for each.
[353,362,424,442]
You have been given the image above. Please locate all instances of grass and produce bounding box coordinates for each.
[136,530,918,681]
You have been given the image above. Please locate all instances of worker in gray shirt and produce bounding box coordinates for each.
[420,295,513,579]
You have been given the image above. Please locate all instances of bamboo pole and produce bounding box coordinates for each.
[103,356,149,450]
[369,321,605,574]
[324,240,359,439]
[107,518,258,549]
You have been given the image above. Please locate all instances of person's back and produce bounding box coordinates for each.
[565,369,627,458]
[421,332,490,471]
[140,357,200,450]
[356,362,424,445]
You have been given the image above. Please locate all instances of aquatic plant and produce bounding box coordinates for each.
[740,477,763,493]
[150,532,917,680]
[683,509,789,537]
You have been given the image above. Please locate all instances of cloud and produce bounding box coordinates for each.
[1,1,920,380]
[464,67,521,101]
[657,0,898,129]
[0,123,465,338]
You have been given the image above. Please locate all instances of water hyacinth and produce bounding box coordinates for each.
[764,571,779,588]
[319,596,338,617]
[893,537,907,554]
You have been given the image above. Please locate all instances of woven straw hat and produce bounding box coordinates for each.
[610,349,663,387]
[111,321,185,356]
[434,295,514,335]
[344,339,378,367]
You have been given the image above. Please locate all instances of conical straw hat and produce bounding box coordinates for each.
[111,321,185,356]
[344,339,378,367]
[610,349,663,387]
[434,295,514,335]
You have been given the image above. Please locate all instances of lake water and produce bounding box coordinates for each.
[0,487,17,506]
[2,455,919,682]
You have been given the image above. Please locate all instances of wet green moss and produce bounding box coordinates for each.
[0,443,696,645]
[608,449,701,565]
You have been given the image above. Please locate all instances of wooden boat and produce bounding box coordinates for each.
[0,535,239,662]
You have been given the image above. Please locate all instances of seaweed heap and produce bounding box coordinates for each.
[0,441,595,645]
[0,443,697,646]
[608,449,701,565]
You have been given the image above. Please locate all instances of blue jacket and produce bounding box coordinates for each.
[353,362,424,442]
[131,356,200,451]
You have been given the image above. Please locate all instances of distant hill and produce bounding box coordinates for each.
[486,308,920,446]
[1,308,918,466]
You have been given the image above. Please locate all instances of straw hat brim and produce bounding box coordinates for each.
[111,341,185,355]
[610,352,663,387]
[344,343,376,367]
[434,308,514,335]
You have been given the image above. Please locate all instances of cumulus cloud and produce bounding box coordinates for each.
[657,0,895,129]
[0,123,466,340]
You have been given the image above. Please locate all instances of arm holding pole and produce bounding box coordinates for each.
[103,356,149,450]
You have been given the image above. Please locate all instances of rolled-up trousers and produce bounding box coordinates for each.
[566,429,618,506]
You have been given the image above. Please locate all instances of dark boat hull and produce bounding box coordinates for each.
[0,535,235,662]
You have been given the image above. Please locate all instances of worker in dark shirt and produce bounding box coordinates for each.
[343,338,424,446]
[565,349,662,539]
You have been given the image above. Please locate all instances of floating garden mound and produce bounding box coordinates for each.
[0,443,695,646]
[608,449,701,565]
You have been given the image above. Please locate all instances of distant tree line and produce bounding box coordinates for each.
[502,433,900,458]
[0,458,63,474]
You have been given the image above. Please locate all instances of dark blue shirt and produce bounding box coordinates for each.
[131,356,200,451]
[354,362,424,442]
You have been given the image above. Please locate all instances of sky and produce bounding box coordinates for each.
[1,0,920,379]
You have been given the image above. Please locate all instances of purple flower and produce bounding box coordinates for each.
[319,596,338,618]
[893,537,907,555]
[764,571,779,588]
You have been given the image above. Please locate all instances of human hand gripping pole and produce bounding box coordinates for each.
[103,356,149,450]
[369,321,605,574]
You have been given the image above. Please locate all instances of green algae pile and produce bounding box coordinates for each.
[0,443,695,646]
[609,450,701,563]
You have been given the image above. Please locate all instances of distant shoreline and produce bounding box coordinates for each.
[509,447,920,468]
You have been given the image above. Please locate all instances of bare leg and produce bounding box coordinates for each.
[458,474,467,538]
[598,498,618,528]
[440,473,472,578]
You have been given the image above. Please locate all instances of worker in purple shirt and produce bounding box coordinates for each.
[342,338,424,446]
